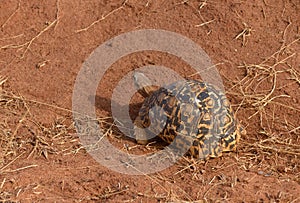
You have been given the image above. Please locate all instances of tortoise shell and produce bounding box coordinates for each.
[133,72,244,159]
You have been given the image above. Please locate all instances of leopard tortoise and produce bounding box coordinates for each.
[133,72,245,159]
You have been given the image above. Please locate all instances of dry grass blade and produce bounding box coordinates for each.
[235,23,253,46]
[94,184,129,200]
[195,19,215,27]
[0,77,7,86]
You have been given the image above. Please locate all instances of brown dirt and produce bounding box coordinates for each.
[0,0,299,202]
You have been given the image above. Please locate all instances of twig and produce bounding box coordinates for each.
[199,0,208,9]
[1,164,38,173]
[75,1,127,33]
[256,144,300,156]
[54,0,61,30]
[0,152,25,171]
[0,33,24,41]
[0,178,6,189]
[195,19,215,27]
[260,37,299,65]
[97,186,129,199]
[235,23,253,46]
[1,0,21,28]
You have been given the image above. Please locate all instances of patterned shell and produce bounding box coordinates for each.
[133,72,244,159]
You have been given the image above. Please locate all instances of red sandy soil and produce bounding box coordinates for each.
[0,0,299,202]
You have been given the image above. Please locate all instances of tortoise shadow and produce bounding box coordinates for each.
[92,95,167,146]
[91,95,141,142]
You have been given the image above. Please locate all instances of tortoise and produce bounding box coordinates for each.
[133,72,245,159]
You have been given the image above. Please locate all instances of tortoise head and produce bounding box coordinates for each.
[133,72,158,97]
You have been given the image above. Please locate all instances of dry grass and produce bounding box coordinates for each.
[0,19,58,59]
[0,79,81,169]
[0,79,86,201]
[225,36,300,180]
